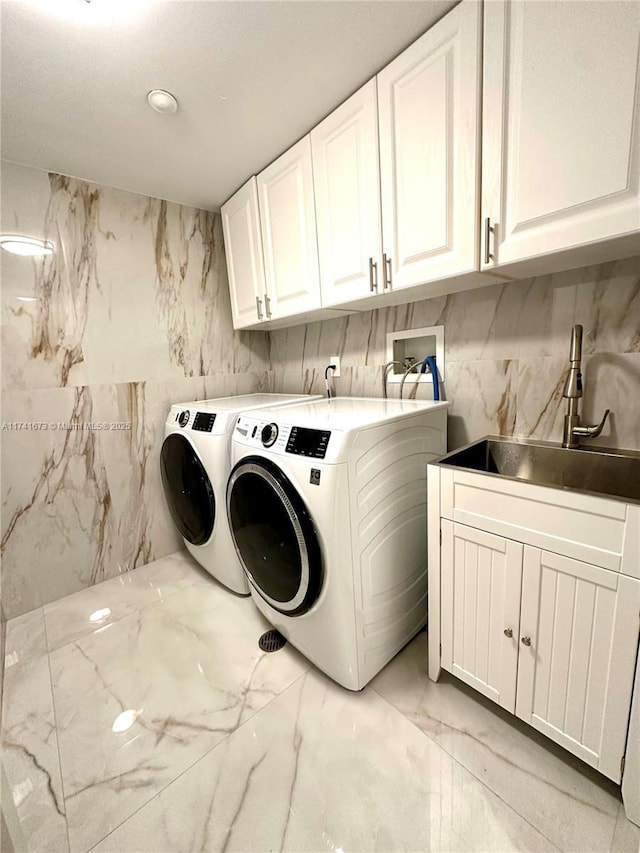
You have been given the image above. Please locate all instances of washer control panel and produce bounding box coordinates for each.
[286,426,331,459]
[177,410,190,427]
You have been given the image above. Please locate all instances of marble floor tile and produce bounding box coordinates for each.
[611,805,640,853]
[93,669,558,853]
[48,581,309,852]
[43,550,205,653]
[372,633,623,853]
[1,653,69,852]
[4,607,48,667]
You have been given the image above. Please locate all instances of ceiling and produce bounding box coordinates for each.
[1,0,457,212]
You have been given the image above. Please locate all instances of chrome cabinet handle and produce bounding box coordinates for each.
[382,253,392,290]
[255,296,263,320]
[521,636,531,647]
[503,628,513,638]
[264,293,272,319]
[369,257,378,292]
[484,217,495,265]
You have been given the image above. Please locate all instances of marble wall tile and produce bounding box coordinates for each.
[0,161,269,618]
[445,359,519,450]
[1,386,119,617]
[0,162,269,392]
[269,256,640,452]
[516,353,640,450]
[0,371,266,619]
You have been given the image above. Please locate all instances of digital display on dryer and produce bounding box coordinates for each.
[286,427,331,459]
[192,412,216,432]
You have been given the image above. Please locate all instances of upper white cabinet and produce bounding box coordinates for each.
[220,177,266,329]
[222,0,640,330]
[481,0,640,273]
[377,0,482,292]
[311,80,382,307]
[256,136,322,320]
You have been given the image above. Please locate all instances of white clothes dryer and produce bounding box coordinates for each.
[160,393,321,594]
[226,396,449,688]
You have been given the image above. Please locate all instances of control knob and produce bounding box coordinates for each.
[261,422,278,447]
[177,410,190,428]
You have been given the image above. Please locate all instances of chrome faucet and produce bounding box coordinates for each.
[562,324,610,449]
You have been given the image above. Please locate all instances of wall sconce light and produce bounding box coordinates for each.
[0,235,54,256]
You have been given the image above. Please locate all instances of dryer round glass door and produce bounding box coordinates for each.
[160,434,215,546]
[227,457,322,616]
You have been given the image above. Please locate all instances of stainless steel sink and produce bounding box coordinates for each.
[436,436,640,504]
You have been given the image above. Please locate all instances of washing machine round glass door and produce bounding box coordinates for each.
[226,456,323,616]
[160,434,215,546]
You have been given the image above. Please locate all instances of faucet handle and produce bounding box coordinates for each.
[573,409,610,439]
[569,324,583,362]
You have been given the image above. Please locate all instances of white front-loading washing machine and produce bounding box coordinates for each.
[226,396,449,688]
[160,393,321,594]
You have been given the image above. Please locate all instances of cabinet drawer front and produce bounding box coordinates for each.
[516,549,640,782]
[441,468,627,572]
[441,520,522,712]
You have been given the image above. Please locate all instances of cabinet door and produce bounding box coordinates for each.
[441,521,523,712]
[517,548,640,783]
[311,80,382,307]
[220,177,265,329]
[377,0,481,292]
[257,136,321,320]
[482,1,640,270]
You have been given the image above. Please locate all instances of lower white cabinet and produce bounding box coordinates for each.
[440,519,640,783]
[441,521,522,712]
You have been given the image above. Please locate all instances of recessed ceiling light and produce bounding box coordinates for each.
[147,89,178,114]
[0,235,54,256]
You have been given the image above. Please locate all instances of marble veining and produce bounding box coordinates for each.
[371,632,629,853]
[3,552,638,853]
[47,562,308,851]
[0,161,270,618]
[269,257,640,453]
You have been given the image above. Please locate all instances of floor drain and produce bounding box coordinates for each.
[259,629,287,653]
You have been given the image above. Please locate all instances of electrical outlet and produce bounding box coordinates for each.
[330,355,341,378]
